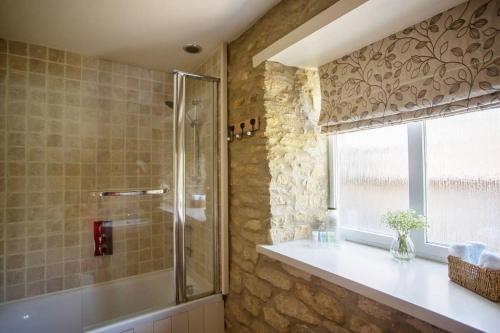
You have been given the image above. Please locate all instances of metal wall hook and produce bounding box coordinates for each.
[227,125,235,142]
[246,118,256,137]
[227,118,260,142]
[238,122,245,140]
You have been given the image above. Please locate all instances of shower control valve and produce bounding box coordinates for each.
[94,221,113,256]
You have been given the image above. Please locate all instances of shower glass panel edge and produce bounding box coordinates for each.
[173,72,187,304]
[173,70,220,304]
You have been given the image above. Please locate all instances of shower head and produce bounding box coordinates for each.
[164,100,200,126]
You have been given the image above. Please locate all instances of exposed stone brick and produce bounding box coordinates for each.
[403,313,446,333]
[229,265,243,293]
[243,244,259,264]
[244,272,273,300]
[227,298,252,326]
[357,296,393,321]
[322,320,350,333]
[349,315,383,333]
[241,230,271,244]
[315,292,345,324]
[295,282,344,324]
[251,320,276,333]
[263,305,290,333]
[244,219,265,231]
[231,236,244,254]
[232,254,255,273]
[264,62,327,243]
[315,276,352,301]
[291,324,322,333]
[256,265,293,290]
[242,291,262,317]
[274,294,320,325]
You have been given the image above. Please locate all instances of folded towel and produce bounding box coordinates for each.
[449,243,472,263]
[478,250,500,270]
[466,241,486,264]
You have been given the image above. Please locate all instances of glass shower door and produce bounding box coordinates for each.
[81,71,176,330]
[173,71,219,303]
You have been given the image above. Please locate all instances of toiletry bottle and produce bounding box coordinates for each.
[326,209,341,245]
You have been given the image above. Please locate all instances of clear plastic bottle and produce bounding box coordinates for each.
[325,209,342,245]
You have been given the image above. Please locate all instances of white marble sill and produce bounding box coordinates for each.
[256,240,500,333]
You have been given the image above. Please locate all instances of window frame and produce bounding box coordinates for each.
[328,122,448,262]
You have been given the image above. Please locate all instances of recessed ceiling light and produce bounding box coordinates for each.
[183,44,202,54]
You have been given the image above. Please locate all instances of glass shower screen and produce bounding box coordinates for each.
[173,71,219,303]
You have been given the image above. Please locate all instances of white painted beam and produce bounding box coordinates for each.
[253,0,465,69]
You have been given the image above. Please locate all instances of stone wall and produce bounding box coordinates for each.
[264,62,327,243]
[225,0,448,332]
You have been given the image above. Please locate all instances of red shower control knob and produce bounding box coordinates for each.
[94,221,113,256]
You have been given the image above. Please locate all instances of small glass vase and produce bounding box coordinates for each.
[390,232,415,262]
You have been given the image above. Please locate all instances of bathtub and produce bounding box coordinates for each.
[0,269,224,333]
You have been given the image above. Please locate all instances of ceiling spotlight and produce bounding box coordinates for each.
[183,44,202,54]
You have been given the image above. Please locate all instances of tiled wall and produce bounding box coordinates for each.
[0,38,174,303]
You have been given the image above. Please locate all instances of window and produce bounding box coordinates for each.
[329,109,500,261]
[336,125,408,236]
[426,110,500,250]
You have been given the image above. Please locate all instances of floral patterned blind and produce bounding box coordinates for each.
[318,0,500,133]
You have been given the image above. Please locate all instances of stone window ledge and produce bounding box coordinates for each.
[256,240,500,333]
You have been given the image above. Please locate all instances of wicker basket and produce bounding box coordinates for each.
[448,255,500,302]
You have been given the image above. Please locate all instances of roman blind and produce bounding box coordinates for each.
[318,0,500,133]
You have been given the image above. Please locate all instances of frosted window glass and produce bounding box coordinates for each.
[337,125,409,235]
[426,109,500,250]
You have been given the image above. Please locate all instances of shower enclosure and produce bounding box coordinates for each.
[0,37,223,333]
[173,70,220,304]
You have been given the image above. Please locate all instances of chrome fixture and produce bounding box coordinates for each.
[167,96,203,182]
[173,70,188,304]
[172,70,219,82]
[190,99,202,183]
[96,188,169,197]
[183,44,202,54]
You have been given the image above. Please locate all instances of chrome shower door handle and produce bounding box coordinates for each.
[97,188,169,197]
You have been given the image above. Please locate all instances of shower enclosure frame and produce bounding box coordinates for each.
[172,70,221,304]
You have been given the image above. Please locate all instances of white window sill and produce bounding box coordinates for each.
[256,240,500,333]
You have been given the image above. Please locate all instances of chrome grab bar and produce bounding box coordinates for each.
[97,188,169,197]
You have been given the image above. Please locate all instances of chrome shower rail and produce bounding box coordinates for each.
[97,188,169,197]
[172,69,220,82]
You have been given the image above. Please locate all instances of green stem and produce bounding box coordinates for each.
[397,233,409,256]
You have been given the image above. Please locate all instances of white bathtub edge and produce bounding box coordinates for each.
[85,294,223,333]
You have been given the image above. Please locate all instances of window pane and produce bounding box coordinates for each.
[337,125,409,235]
[426,109,500,250]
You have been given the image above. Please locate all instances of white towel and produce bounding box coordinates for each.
[478,250,500,270]
[449,243,472,263]
[466,241,486,265]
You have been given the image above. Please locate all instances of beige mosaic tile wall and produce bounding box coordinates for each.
[225,1,449,332]
[0,38,174,303]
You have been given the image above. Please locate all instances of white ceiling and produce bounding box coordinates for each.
[254,0,465,69]
[0,0,280,71]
